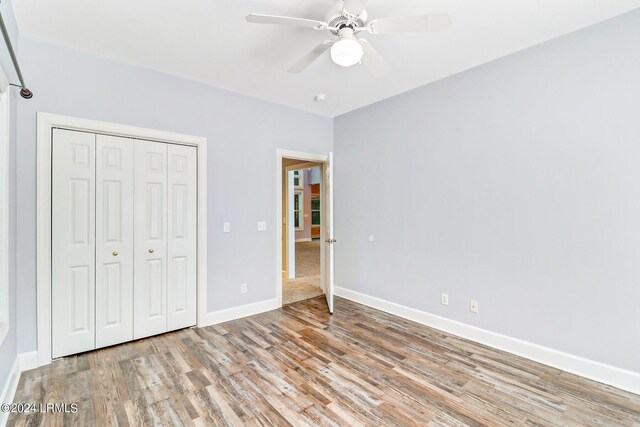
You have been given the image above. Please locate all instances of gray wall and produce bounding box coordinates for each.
[15,37,333,353]
[334,9,640,373]
[0,0,19,392]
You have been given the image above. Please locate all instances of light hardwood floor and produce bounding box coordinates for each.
[9,297,640,426]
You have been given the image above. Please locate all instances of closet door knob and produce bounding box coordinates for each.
[112,251,118,257]
[148,248,155,254]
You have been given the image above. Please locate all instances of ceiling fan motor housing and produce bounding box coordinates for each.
[325,2,368,35]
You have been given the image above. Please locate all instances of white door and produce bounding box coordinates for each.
[287,171,296,279]
[167,144,197,331]
[323,152,334,313]
[134,140,168,339]
[95,135,134,348]
[52,129,96,358]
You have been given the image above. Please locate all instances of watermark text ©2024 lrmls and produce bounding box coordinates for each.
[1,402,78,414]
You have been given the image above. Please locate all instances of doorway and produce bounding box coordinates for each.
[276,150,334,313]
[284,164,322,305]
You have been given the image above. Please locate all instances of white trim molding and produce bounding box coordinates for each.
[0,357,20,426]
[335,286,640,395]
[18,351,38,372]
[36,113,208,367]
[0,351,41,426]
[203,298,279,327]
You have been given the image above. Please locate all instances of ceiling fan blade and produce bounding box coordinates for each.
[359,39,390,77]
[288,40,334,73]
[246,14,328,30]
[343,0,368,16]
[367,14,452,34]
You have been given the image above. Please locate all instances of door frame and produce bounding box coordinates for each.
[36,113,208,367]
[276,150,328,307]
[284,161,320,280]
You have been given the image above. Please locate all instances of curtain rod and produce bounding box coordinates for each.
[0,6,33,99]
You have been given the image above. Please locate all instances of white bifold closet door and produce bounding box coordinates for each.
[95,135,134,348]
[133,141,169,339]
[52,131,197,357]
[133,141,197,339]
[166,144,197,331]
[52,129,97,358]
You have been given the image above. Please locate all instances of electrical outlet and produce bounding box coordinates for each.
[223,222,230,233]
[470,299,479,313]
[441,293,449,306]
[240,283,247,294]
[257,221,267,231]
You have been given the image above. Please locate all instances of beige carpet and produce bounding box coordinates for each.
[283,241,322,305]
[294,240,321,276]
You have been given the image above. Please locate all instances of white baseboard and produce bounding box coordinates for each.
[335,286,640,395]
[0,351,51,426]
[18,352,38,372]
[0,357,20,427]
[295,238,312,243]
[202,298,280,327]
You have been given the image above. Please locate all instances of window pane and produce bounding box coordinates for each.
[312,211,321,225]
[294,195,300,210]
[294,177,300,186]
[294,211,300,227]
[311,199,320,210]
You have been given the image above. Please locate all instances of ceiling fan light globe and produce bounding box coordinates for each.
[330,39,364,67]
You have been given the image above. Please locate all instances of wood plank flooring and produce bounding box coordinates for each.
[8,297,640,426]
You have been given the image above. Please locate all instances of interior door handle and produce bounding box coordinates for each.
[325,239,337,244]
[148,248,155,254]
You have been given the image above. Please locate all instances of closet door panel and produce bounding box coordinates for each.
[52,129,96,358]
[134,141,168,339]
[167,145,197,331]
[96,135,134,348]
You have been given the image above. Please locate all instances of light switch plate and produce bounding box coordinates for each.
[441,293,449,306]
[258,221,267,231]
[223,222,230,233]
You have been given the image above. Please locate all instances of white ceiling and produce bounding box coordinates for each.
[11,0,640,117]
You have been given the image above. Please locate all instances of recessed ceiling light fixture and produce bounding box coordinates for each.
[314,94,327,102]
[330,28,363,67]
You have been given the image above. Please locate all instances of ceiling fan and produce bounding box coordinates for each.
[245,0,452,77]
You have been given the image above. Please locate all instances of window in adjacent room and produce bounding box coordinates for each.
[311,196,321,226]
[294,191,304,231]
[293,170,304,189]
